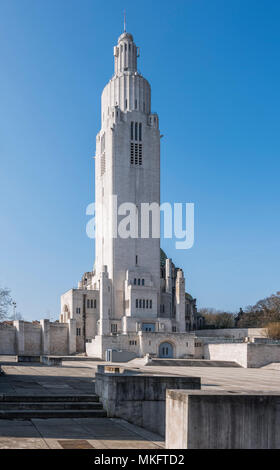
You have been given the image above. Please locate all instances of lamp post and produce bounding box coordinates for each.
[12,301,17,321]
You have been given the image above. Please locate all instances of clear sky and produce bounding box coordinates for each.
[1,0,280,320]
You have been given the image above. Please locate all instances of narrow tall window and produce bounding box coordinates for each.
[94,299,97,308]
[150,300,152,309]
[135,122,138,141]
[142,279,145,286]
[139,123,142,141]
[139,299,142,308]
[136,299,138,308]
[136,255,138,265]
[131,122,134,140]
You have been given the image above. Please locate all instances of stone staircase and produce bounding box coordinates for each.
[0,395,107,419]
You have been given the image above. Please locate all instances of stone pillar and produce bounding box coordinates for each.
[68,319,77,355]
[14,320,24,355]
[40,319,50,355]
[176,269,186,332]
[99,266,111,336]
[165,258,172,294]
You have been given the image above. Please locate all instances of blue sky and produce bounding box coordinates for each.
[1,0,280,320]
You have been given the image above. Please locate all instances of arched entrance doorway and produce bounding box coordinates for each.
[159,342,174,358]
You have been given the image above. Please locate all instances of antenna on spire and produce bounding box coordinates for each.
[124,9,126,32]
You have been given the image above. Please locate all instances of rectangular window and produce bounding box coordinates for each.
[139,123,142,141]
[172,326,177,332]
[136,299,138,308]
[111,324,117,333]
[131,122,134,140]
[136,255,138,265]
[139,299,142,308]
[91,299,93,308]
[138,278,140,286]
[87,299,90,308]
[150,300,152,309]
[142,279,145,286]
[94,299,97,308]
[76,308,80,314]
[135,122,138,140]
[146,299,149,308]
[134,278,137,285]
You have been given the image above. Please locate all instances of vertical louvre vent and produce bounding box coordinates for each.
[101,153,106,176]
[130,143,134,164]
[130,121,142,166]
[100,132,106,176]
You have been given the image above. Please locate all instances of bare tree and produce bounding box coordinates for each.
[264,322,280,340]
[237,292,280,328]
[198,308,235,329]
[0,287,12,321]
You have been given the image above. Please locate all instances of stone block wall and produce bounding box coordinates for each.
[0,319,76,356]
[166,390,280,449]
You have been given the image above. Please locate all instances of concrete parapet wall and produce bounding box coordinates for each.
[95,372,201,436]
[204,343,248,367]
[166,390,280,449]
[204,342,280,368]
[195,328,265,339]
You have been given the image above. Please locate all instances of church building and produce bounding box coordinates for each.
[60,29,203,359]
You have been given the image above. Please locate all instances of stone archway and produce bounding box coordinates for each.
[159,342,174,358]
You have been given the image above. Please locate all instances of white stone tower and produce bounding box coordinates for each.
[94,31,161,331]
[60,27,203,358]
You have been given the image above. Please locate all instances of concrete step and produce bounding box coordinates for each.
[60,356,102,362]
[146,359,242,367]
[0,409,107,419]
[0,402,103,410]
[0,395,99,403]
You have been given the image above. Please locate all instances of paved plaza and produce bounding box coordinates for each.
[1,357,280,448]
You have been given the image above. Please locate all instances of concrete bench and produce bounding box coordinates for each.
[40,356,62,366]
[17,355,41,363]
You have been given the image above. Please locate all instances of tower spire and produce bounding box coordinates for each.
[124,10,126,32]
